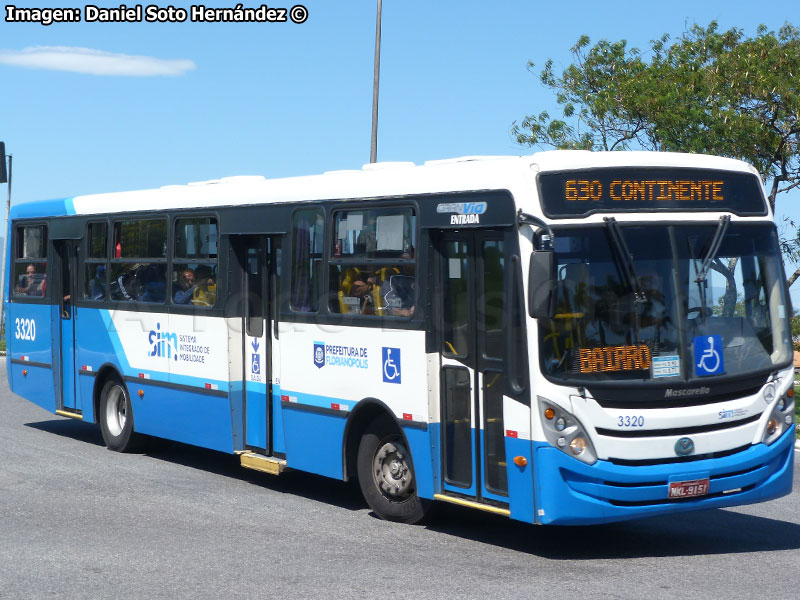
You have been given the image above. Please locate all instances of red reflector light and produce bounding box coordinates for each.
[403,413,413,420]
[331,403,340,410]
[506,430,518,438]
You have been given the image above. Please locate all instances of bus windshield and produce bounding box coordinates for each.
[539,222,792,384]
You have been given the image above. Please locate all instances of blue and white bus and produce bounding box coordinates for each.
[4,151,795,525]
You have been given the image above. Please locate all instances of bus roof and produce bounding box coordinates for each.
[9,151,763,220]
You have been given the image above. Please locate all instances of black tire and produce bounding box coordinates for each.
[98,379,142,452]
[356,415,431,524]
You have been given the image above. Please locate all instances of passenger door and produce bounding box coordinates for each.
[240,236,278,454]
[54,240,80,412]
[436,230,510,504]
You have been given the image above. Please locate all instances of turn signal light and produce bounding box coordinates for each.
[788,388,794,398]
[138,390,144,397]
[544,407,555,420]
[22,370,27,376]
[513,456,528,467]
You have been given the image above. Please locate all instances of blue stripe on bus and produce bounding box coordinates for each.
[282,403,347,479]
[404,425,434,501]
[9,197,76,219]
[244,379,266,449]
[532,428,795,525]
[131,380,234,452]
[506,435,535,523]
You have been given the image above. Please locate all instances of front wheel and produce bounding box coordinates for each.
[98,379,142,452]
[356,415,430,524]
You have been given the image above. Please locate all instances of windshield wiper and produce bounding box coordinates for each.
[694,215,731,285]
[690,215,731,316]
[603,217,646,304]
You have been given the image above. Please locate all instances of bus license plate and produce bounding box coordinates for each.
[668,478,710,499]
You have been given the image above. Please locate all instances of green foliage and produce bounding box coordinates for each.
[513,22,800,213]
[791,311,800,350]
[712,293,745,318]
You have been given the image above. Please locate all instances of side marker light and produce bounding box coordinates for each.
[513,456,528,467]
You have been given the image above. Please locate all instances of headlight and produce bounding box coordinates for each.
[538,397,597,465]
[762,390,794,445]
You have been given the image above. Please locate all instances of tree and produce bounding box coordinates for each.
[791,311,800,351]
[513,22,800,285]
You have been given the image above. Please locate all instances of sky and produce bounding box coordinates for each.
[1,0,799,293]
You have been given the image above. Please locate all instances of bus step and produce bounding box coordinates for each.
[433,494,510,516]
[55,409,83,420]
[239,452,286,476]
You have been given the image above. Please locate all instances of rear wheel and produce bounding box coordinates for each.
[357,415,430,524]
[98,379,141,452]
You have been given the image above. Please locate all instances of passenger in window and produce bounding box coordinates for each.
[192,265,216,306]
[89,265,106,299]
[349,271,376,314]
[111,264,151,302]
[380,262,415,317]
[174,268,197,304]
[18,264,46,297]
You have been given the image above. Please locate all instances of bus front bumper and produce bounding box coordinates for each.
[532,428,795,525]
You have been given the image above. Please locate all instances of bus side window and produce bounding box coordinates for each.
[12,225,48,299]
[172,217,218,308]
[290,208,324,313]
[84,222,107,300]
[110,219,167,304]
[328,207,416,318]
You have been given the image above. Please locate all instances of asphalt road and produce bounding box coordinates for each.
[1,358,799,600]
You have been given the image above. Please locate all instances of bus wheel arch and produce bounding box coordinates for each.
[344,399,430,524]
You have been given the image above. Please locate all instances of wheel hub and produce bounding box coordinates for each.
[373,440,413,500]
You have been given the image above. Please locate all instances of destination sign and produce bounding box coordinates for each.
[538,167,767,218]
[578,344,652,374]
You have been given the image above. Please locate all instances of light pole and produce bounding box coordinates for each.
[0,142,10,337]
[370,0,382,164]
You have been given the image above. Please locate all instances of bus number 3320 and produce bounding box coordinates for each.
[14,317,36,341]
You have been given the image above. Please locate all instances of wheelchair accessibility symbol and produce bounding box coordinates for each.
[693,335,724,376]
[382,347,401,384]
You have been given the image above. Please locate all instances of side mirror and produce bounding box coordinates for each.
[528,250,557,319]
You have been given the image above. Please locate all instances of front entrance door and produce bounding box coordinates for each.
[55,240,79,412]
[437,230,510,503]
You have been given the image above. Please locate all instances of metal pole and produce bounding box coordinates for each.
[0,153,11,337]
[370,0,382,164]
